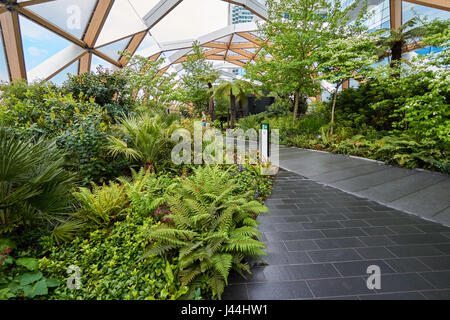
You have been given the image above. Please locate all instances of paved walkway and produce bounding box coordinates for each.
[224,170,450,300]
[277,145,450,227]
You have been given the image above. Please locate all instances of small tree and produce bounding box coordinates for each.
[180,43,220,120]
[376,18,427,69]
[213,80,257,128]
[317,35,378,134]
[120,53,179,111]
[246,0,368,120]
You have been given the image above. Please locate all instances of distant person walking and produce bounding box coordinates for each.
[201,111,207,127]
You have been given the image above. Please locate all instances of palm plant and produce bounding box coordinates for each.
[0,128,76,235]
[377,17,427,68]
[108,113,179,173]
[213,80,258,128]
[144,165,268,299]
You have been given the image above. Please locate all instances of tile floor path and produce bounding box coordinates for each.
[223,169,450,300]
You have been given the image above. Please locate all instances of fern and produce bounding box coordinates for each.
[144,165,268,299]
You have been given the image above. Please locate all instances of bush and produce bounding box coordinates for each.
[39,213,188,300]
[0,128,76,237]
[0,81,129,184]
[62,67,135,122]
[144,166,268,299]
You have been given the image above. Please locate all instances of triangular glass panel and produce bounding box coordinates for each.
[91,54,114,73]
[19,15,73,72]
[0,27,10,83]
[27,0,97,39]
[97,36,133,61]
[96,0,147,47]
[151,0,228,43]
[48,60,79,85]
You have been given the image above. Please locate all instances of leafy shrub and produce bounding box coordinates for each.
[0,81,129,184]
[73,182,128,228]
[228,164,273,201]
[0,128,76,236]
[0,240,58,300]
[108,113,180,173]
[145,166,268,299]
[39,213,188,300]
[62,66,135,121]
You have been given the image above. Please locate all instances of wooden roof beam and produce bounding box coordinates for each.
[403,0,450,11]
[236,32,263,46]
[0,7,27,80]
[119,30,147,66]
[83,0,115,48]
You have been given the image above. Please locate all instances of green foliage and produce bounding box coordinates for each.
[108,112,180,172]
[0,80,129,184]
[39,213,188,300]
[0,242,58,300]
[228,164,273,201]
[62,66,135,121]
[179,43,220,112]
[0,128,76,236]
[144,166,268,299]
[73,182,128,228]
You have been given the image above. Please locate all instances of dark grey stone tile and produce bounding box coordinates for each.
[419,271,450,289]
[333,260,395,277]
[264,230,324,241]
[321,228,366,238]
[434,244,450,254]
[308,248,363,263]
[358,236,396,247]
[286,251,313,264]
[283,240,319,251]
[365,217,417,226]
[314,237,365,249]
[264,241,288,253]
[340,220,370,228]
[374,273,433,293]
[300,221,343,230]
[388,233,450,245]
[273,223,304,232]
[307,277,374,298]
[419,256,450,271]
[359,292,425,300]
[223,284,248,300]
[421,289,450,300]
[386,245,445,257]
[415,224,450,233]
[307,214,348,221]
[263,251,290,265]
[262,265,292,281]
[282,216,314,223]
[246,281,313,299]
[287,263,340,280]
[361,226,395,236]
[356,247,396,259]
[229,267,266,284]
[388,225,424,234]
[384,258,431,273]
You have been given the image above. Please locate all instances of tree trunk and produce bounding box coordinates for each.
[330,84,339,136]
[208,82,215,121]
[230,94,236,129]
[293,88,300,120]
[390,40,403,75]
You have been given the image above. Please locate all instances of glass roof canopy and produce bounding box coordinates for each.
[0,0,448,84]
[0,0,267,83]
